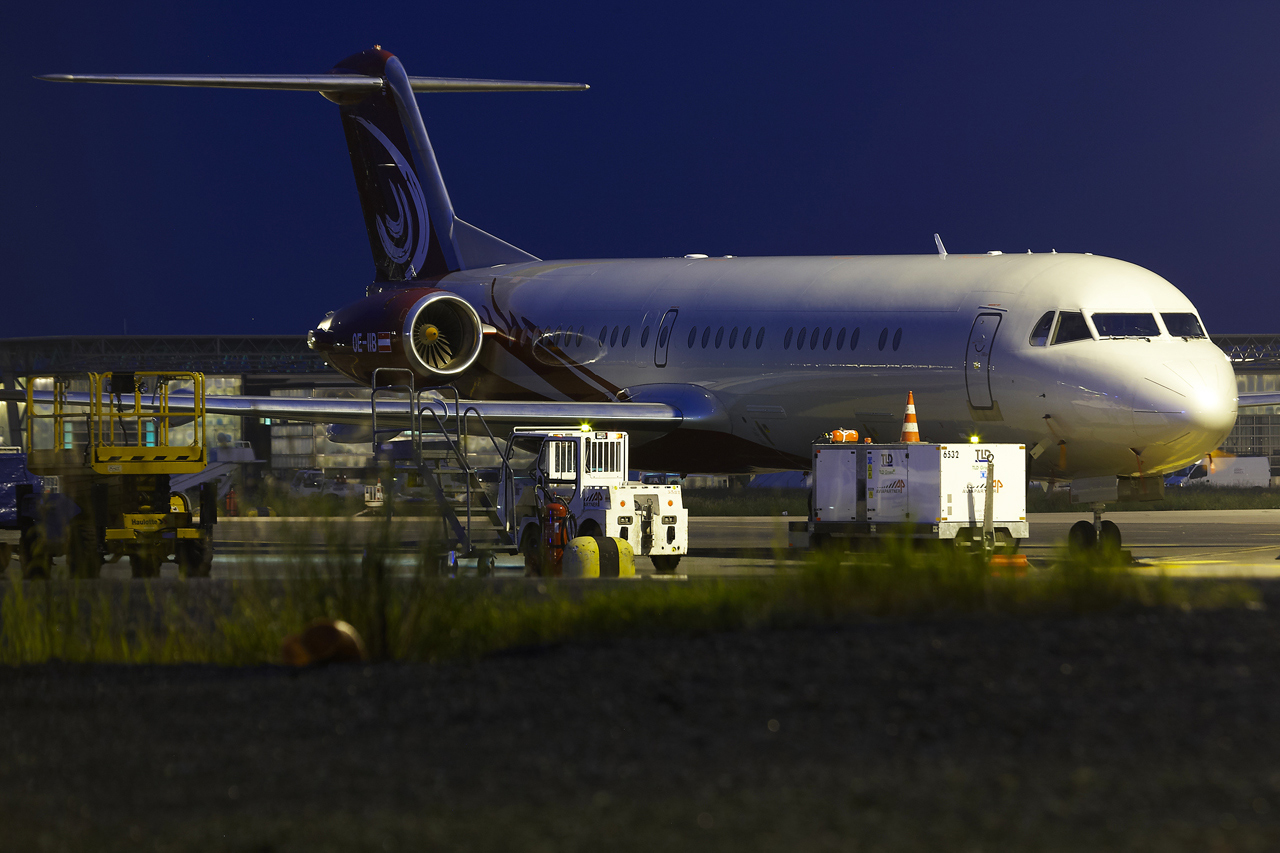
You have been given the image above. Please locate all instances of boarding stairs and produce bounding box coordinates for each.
[369,369,517,556]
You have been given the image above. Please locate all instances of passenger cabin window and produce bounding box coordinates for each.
[1092,313,1160,339]
[1162,313,1207,338]
[1052,311,1092,344]
[1028,311,1055,346]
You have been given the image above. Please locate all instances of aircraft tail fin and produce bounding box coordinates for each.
[38,49,587,279]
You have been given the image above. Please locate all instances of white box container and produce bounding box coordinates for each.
[811,442,1028,542]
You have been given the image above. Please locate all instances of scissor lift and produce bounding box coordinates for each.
[25,371,217,578]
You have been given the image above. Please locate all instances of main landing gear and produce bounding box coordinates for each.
[1067,502,1123,555]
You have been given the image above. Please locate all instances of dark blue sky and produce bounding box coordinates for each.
[4,2,1279,337]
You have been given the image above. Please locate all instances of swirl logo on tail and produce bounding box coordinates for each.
[354,117,430,276]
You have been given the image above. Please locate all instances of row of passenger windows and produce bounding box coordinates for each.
[1029,311,1206,346]
[527,322,906,354]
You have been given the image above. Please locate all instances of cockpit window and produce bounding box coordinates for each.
[1092,313,1160,338]
[1028,311,1055,346]
[1052,311,1092,344]
[1161,312,1207,338]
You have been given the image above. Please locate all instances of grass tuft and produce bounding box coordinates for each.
[0,521,1262,667]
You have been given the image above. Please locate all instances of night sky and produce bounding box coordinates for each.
[4,2,1279,338]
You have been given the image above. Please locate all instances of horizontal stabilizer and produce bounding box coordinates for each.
[36,73,589,93]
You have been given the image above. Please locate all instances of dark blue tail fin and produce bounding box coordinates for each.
[39,49,589,280]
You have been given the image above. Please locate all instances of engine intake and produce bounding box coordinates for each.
[404,292,483,377]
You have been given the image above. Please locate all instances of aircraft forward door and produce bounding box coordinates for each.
[965,312,1002,409]
[654,308,679,367]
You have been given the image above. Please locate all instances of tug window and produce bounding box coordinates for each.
[1028,311,1055,346]
[1162,313,1207,338]
[1052,311,1092,344]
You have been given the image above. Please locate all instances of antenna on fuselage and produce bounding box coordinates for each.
[934,233,947,259]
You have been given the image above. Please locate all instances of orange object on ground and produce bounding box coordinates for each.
[900,391,920,442]
[832,428,859,442]
[282,620,367,666]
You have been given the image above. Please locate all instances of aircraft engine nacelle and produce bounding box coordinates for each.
[307,287,485,386]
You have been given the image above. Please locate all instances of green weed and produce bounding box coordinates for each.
[0,522,1263,667]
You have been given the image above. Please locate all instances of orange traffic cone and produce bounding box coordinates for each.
[900,392,920,442]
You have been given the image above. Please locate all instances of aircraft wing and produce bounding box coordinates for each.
[2,390,683,434]
[1237,393,1280,409]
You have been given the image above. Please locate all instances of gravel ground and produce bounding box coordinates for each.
[4,585,1280,852]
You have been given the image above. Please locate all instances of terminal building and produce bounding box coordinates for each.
[3,333,1280,478]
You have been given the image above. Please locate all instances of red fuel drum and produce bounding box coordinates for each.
[307,286,484,385]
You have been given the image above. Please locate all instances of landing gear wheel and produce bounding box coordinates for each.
[1098,520,1122,554]
[66,520,103,580]
[651,554,682,574]
[177,537,213,578]
[20,527,50,579]
[520,526,544,577]
[1068,520,1097,555]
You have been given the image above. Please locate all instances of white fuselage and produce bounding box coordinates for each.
[437,251,1237,478]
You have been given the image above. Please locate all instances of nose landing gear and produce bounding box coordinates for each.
[1067,502,1125,557]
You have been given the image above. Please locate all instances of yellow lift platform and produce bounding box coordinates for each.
[25,371,217,577]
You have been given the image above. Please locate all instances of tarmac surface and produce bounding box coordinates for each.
[680,510,1280,578]
[9,509,1278,580]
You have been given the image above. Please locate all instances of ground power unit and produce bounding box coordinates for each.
[800,442,1028,550]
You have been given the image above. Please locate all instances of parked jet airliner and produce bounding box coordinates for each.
[36,47,1274,533]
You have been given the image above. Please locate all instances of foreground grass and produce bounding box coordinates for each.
[0,520,1261,666]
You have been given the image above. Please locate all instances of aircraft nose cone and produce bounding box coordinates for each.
[1133,356,1237,465]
